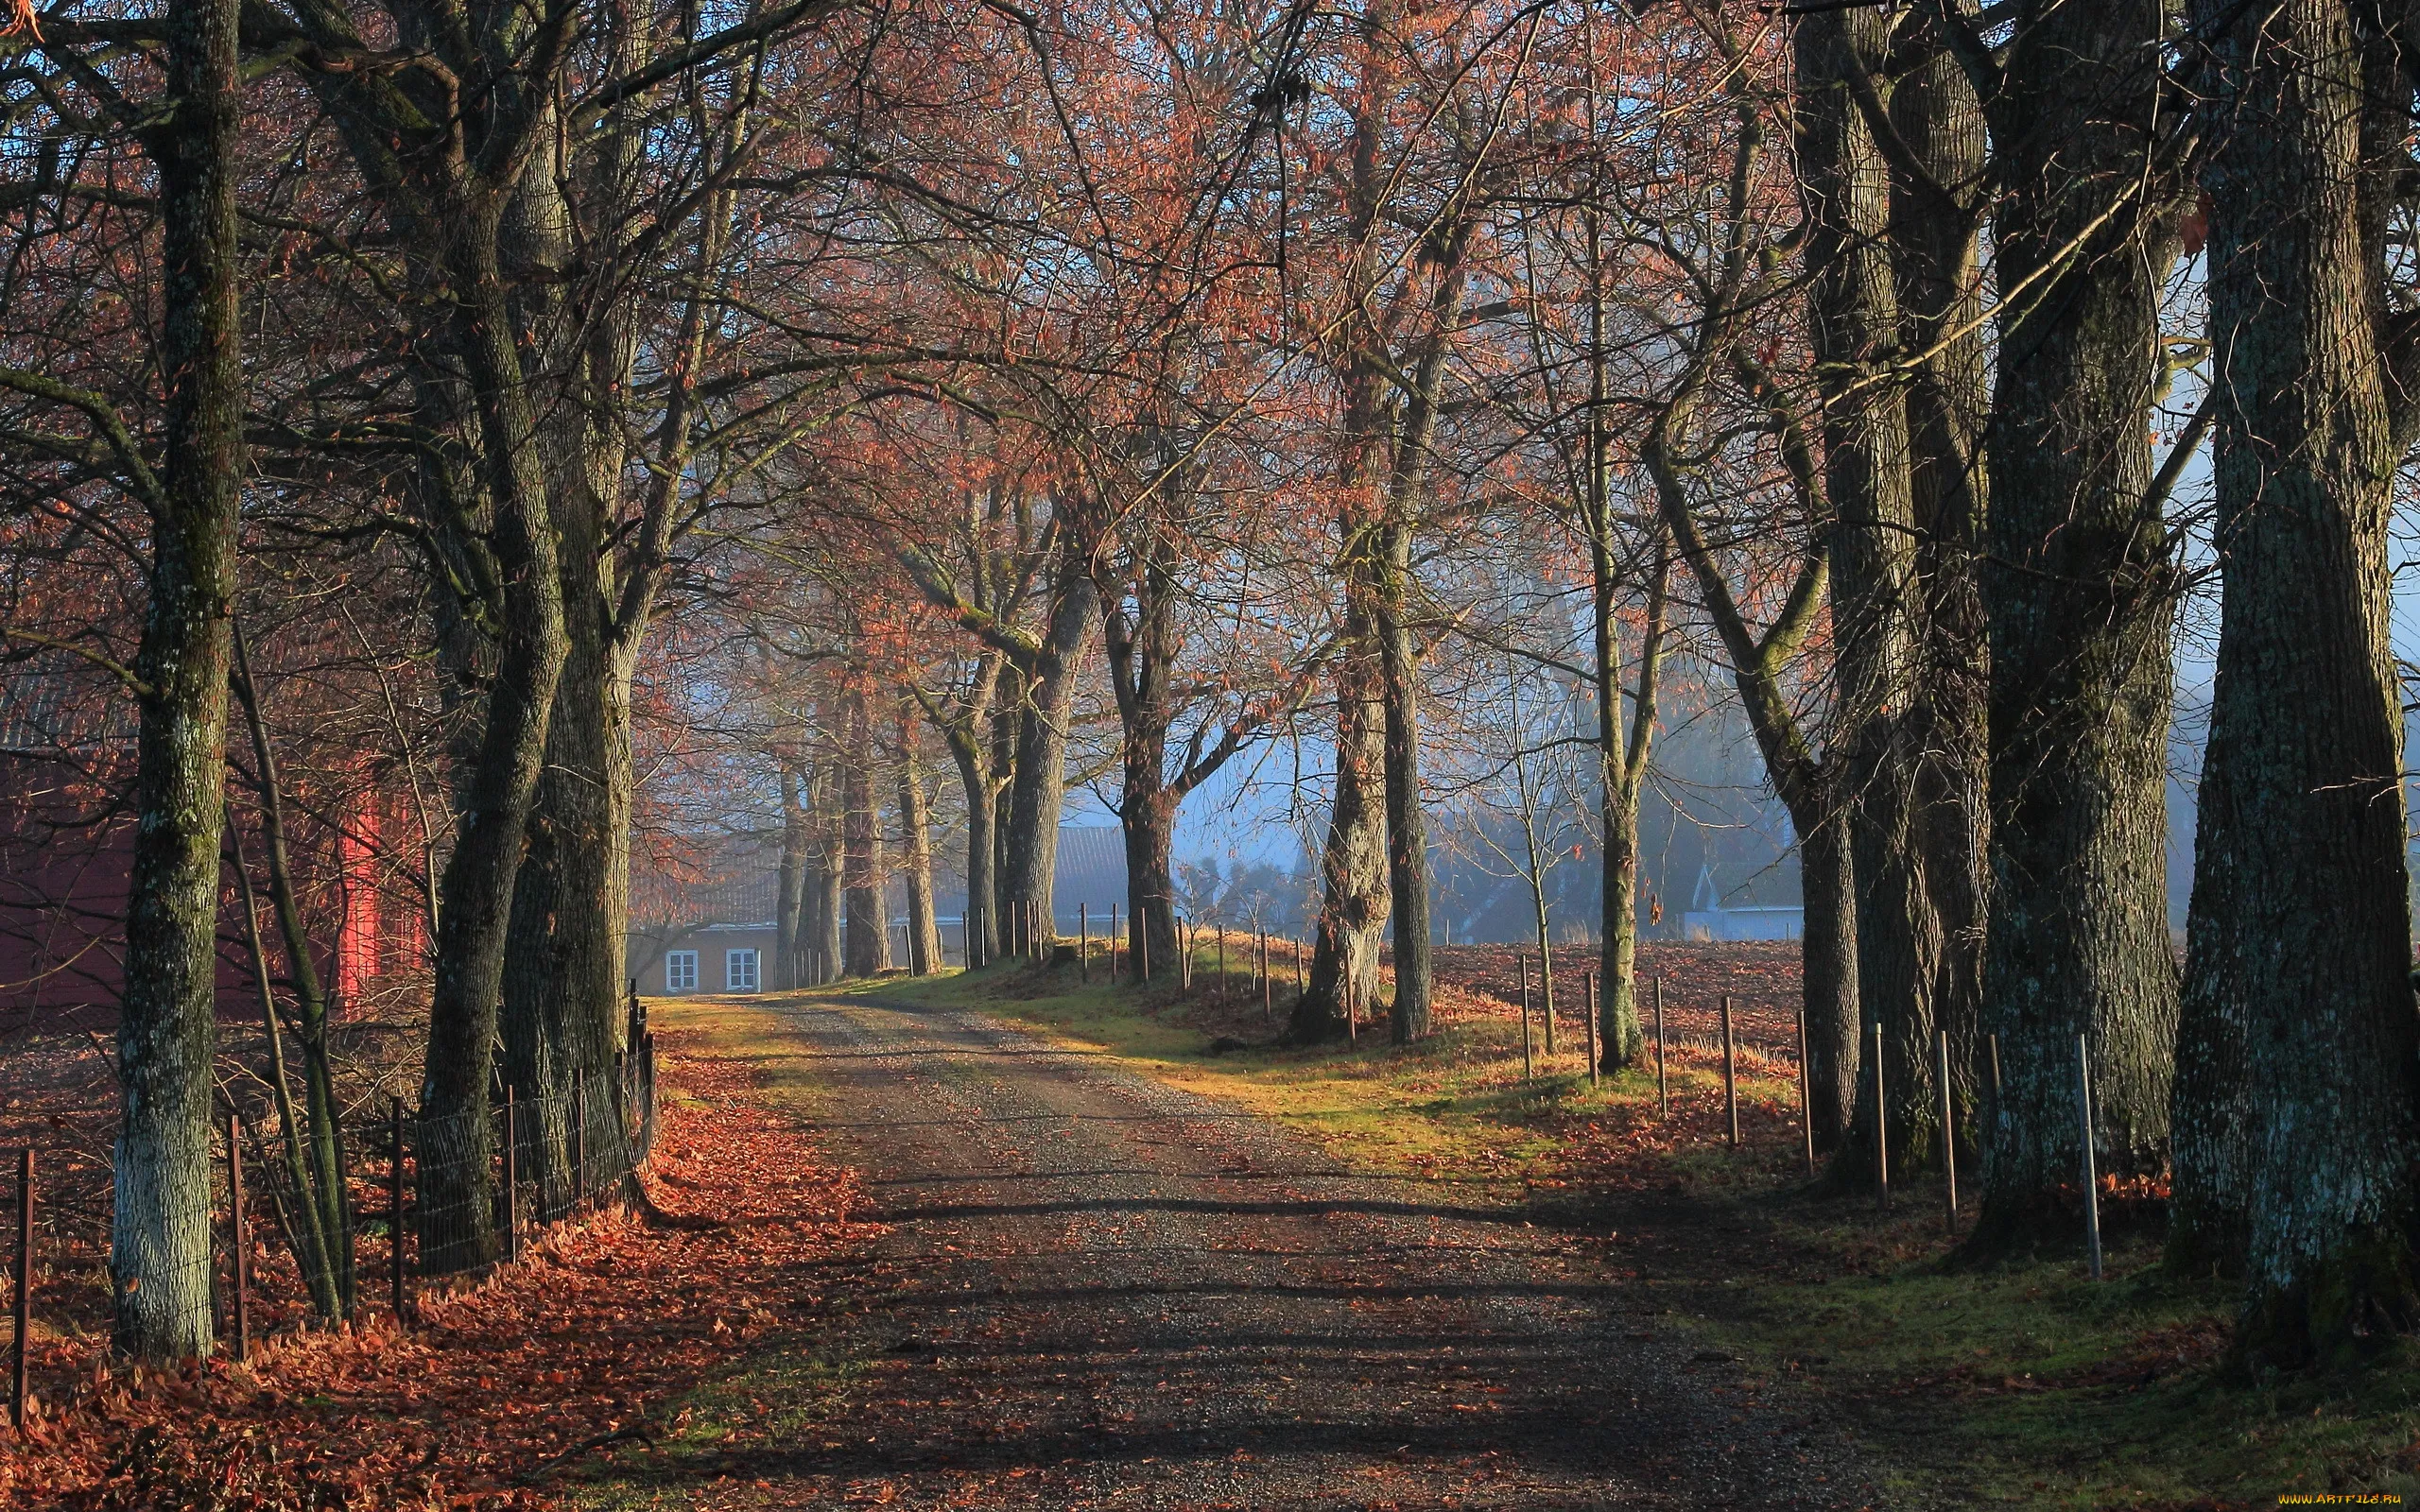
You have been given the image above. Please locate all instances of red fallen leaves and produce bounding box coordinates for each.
[0,1033,884,1510]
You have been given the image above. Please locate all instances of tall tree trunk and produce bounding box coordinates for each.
[113,0,242,1357]
[897,721,941,974]
[1297,628,1390,1040]
[1122,790,1179,981]
[1374,520,1431,1043]
[949,744,996,970]
[808,769,841,987]
[2171,0,2419,1363]
[1098,528,1261,991]
[1798,808,1861,1151]
[496,75,645,1221]
[1594,541,1667,1072]
[1796,6,1932,1188]
[417,209,571,1274]
[993,665,1021,946]
[775,762,807,988]
[1890,14,1992,1160]
[1105,635,1183,979]
[1965,0,2181,1252]
[843,697,890,976]
[999,560,1096,946]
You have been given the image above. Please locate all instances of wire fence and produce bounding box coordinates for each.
[4,1004,659,1432]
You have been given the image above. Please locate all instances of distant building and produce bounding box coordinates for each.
[630,824,1131,996]
[1680,863,1804,942]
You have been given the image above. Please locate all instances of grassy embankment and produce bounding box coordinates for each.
[798,951,2420,1510]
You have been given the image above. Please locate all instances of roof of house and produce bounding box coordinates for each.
[0,664,133,757]
[1051,826,1128,912]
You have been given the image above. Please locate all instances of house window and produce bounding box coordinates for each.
[665,951,698,992]
[725,948,760,992]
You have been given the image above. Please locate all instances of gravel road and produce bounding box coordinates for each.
[700,991,1887,1510]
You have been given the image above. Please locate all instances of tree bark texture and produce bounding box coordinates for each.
[775,762,808,988]
[113,0,243,1360]
[2173,0,2420,1363]
[1297,628,1390,1041]
[897,722,941,974]
[1594,538,1666,1073]
[1799,812,1862,1152]
[999,558,1097,947]
[1374,520,1431,1044]
[1796,7,1936,1187]
[843,696,890,977]
[1971,0,2181,1248]
[1890,15,1992,1155]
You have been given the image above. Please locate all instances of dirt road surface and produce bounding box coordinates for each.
[680,993,1886,1510]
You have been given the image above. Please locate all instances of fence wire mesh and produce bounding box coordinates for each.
[4,1023,657,1429]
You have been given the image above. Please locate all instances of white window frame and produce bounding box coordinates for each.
[725,947,760,992]
[665,951,699,992]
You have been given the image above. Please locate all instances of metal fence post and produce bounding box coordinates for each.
[1540,954,1554,1057]
[1938,1028,1958,1234]
[1654,976,1668,1117]
[1797,1006,1815,1175]
[1520,959,1534,1081]
[228,1112,247,1364]
[504,1088,520,1266]
[1720,996,1738,1148]
[1875,1020,1891,1213]
[1585,971,1600,1088]
[2079,1035,2102,1280]
[389,1098,407,1326]
[12,1147,30,1433]
[1080,904,1090,982]
[575,1068,589,1211]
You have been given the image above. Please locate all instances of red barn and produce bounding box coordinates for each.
[0,666,420,1029]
